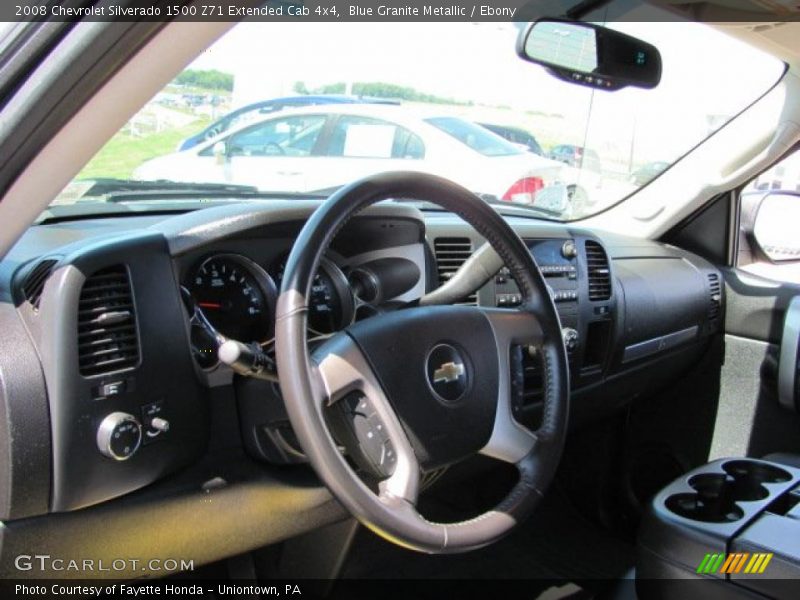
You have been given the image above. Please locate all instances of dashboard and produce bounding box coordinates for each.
[0,199,724,577]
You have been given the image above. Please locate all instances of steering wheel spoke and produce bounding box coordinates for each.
[479,308,542,464]
[313,333,420,504]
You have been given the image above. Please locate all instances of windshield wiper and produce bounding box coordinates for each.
[66,178,334,203]
[311,186,563,221]
[482,196,563,221]
[80,178,262,199]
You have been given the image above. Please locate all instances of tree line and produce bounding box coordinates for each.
[174,69,234,92]
[293,81,470,105]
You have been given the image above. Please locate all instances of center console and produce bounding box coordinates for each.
[638,458,800,599]
[494,237,616,408]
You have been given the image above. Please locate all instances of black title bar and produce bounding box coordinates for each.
[5,0,800,22]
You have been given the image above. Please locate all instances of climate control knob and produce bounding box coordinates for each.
[96,412,142,461]
[562,327,579,352]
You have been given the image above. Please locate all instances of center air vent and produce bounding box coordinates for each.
[707,273,722,322]
[77,265,140,377]
[585,240,611,301]
[21,259,58,310]
[433,237,476,305]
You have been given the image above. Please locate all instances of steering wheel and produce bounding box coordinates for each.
[275,172,569,553]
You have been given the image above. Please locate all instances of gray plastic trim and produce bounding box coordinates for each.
[314,338,419,504]
[151,201,425,257]
[778,295,800,412]
[419,242,503,307]
[479,309,542,464]
[622,325,699,363]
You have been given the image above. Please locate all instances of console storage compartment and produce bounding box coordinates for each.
[638,458,800,599]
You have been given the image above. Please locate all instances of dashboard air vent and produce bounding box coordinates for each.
[585,241,611,301]
[433,237,476,305]
[707,273,722,322]
[77,265,140,377]
[22,259,58,310]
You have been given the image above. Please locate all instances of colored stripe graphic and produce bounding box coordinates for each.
[733,553,749,573]
[758,553,773,574]
[698,552,773,574]
[720,553,749,574]
[696,554,712,574]
[745,554,760,573]
[697,554,711,573]
[711,554,725,573]
[720,554,738,573]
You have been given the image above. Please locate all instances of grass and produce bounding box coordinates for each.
[77,118,210,180]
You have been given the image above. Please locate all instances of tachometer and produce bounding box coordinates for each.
[186,254,276,343]
[272,256,355,335]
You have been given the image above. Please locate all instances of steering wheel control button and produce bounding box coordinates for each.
[511,345,526,415]
[96,412,142,460]
[380,441,397,471]
[141,401,169,444]
[426,343,470,403]
[333,393,395,478]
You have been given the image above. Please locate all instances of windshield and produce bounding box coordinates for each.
[425,117,522,157]
[53,18,783,221]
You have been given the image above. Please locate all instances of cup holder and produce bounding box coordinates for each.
[723,460,792,488]
[666,474,744,523]
[665,461,792,523]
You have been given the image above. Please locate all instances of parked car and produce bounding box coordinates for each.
[177,94,400,151]
[136,105,574,212]
[477,122,545,155]
[549,144,602,172]
[630,161,670,185]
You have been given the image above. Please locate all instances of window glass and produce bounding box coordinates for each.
[53,16,785,221]
[225,115,326,157]
[327,116,424,159]
[426,117,521,157]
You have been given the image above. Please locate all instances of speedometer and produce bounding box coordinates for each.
[186,254,276,343]
[272,255,355,335]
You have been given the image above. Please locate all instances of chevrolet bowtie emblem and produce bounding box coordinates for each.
[433,361,465,384]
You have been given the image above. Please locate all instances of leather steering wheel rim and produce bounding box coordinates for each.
[275,172,569,553]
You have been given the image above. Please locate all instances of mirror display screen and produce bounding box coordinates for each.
[526,21,598,73]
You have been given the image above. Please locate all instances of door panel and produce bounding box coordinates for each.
[713,235,800,459]
[723,268,800,344]
[665,188,800,463]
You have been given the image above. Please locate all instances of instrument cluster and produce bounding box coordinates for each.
[182,250,421,370]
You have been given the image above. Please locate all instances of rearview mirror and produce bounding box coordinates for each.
[517,19,662,91]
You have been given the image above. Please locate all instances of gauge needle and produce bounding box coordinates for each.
[198,302,222,309]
